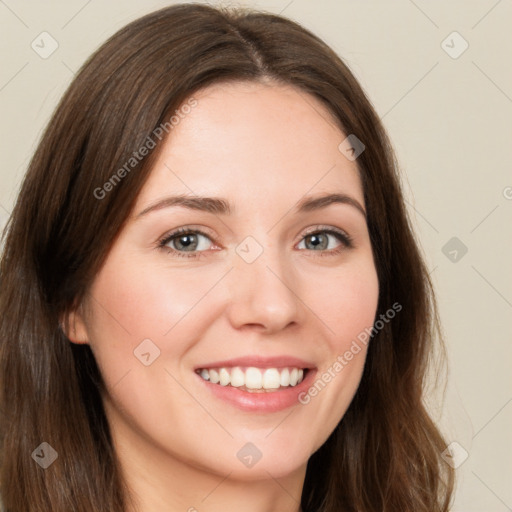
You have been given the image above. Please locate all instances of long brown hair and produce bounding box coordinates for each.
[0,4,454,511]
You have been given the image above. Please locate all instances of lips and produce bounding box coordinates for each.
[194,355,317,412]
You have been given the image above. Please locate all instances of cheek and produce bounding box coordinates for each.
[304,257,380,349]
[292,257,378,444]
[83,252,242,394]
[86,253,217,343]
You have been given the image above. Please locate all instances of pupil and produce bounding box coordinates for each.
[178,234,196,250]
[309,234,326,250]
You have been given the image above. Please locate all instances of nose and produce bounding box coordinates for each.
[225,243,302,334]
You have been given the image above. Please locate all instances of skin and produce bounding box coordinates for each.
[66,80,379,512]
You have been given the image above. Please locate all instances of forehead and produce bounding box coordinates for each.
[135,80,364,212]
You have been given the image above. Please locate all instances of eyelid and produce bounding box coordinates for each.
[157,225,217,246]
[298,224,351,242]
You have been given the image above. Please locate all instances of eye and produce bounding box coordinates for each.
[158,227,214,258]
[297,227,353,255]
[157,225,353,259]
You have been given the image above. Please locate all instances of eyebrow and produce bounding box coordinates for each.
[136,192,366,219]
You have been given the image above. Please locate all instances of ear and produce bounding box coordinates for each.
[60,303,89,345]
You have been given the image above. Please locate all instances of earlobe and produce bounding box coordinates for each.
[60,305,89,345]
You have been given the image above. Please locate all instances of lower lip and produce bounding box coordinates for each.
[196,369,317,413]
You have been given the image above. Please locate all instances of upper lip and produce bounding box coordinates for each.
[194,355,316,370]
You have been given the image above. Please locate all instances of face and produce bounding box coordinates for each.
[69,81,379,482]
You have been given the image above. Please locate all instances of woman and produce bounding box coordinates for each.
[0,3,454,511]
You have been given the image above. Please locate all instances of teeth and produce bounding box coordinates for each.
[230,367,245,387]
[197,366,306,391]
[262,369,281,389]
[245,367,262,389]
[209,369,220,384]
[289,368,299,386]
[219,368,230,386]
[279,368,290,386]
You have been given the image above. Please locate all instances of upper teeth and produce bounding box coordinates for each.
[198,367,305,390]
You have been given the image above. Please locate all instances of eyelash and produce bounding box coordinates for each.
[157,225,354,259]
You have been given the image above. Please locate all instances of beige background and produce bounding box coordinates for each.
[1,1,511,510]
